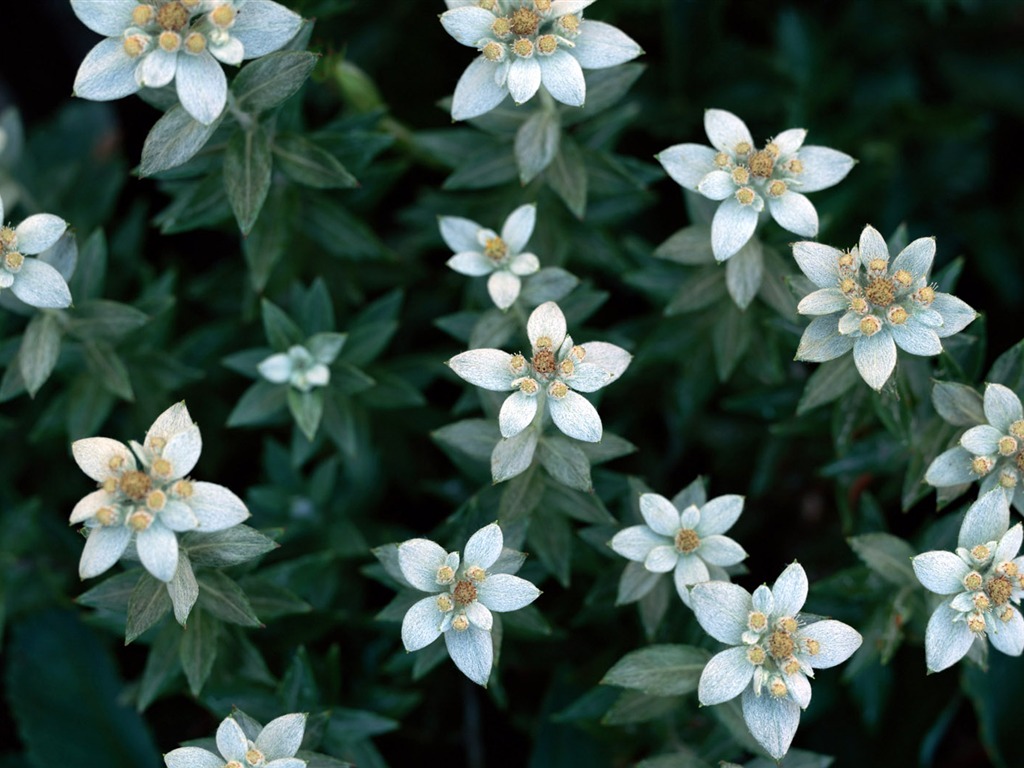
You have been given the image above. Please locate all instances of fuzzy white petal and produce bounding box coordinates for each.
[548,389,602,442]
[230,0,303,58]
[710,197,758,262]
[698,535,747,567]
[137,522,179,582]
[448,349,516,390]
[792,241,845,288]
[767,191,818,237]
[913,550,971,595]
[79,525,132,579]
[925,599,975,672]
[256,713,306,761]
[188,481,250,531]
[445,624,493,685]
[984,384,1023,433]
[610,526,667,562]
[889,321,942,357]
[793,146,855,192]
[741,685,801,760]
[704,109,753,153]
[74,39,142,101]
[440,7,496,46]
[464,523,504,569]
[10,259,72,308]
[452,57,508,121]
[639,493,681,536]
[539,49,585,107]
[15,214,68,255]
[798,619,863,668]
[690,581,752,645]
[175,51,227,125]
[507,56,542,105]
[925,446,979,487]
[771,562,808,617]
[698,646,754,706]
[488,270,521,310]
[658,144,717,190]
[72,437,135,481]
[398,539,449,592]
[890,237,936,280]
[853,331,897,391]
[477,573,540,612]
[499,390,538,437]
[569,20,643,69]
[958,490,1010,549]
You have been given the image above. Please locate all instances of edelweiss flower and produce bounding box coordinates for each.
[610,490,747,606]
[793,225,976,391]
[912,490,1024,672]
[398,523,540,686]
[70,402,250,582]
[441,203,540,310]
[658,109,854,262]
[258,343,333,392]
[926,384,1024,513]
[164,712,307,768]
[72,0,302,125]
[447,301,631,442]
[0,193,71,309]
[691,563,862,760]
[440,0,643,120]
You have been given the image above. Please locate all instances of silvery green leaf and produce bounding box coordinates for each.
[848,532,917,586]
[66,300,149,342]
[137,622,181,712]
[139,105,223,177]
[498,464,544,524]
[197,571,261,627]
[232,51,319,114]
[287,387,324,441]
[796,355,860,415]
[602,690,681,726]
[579,430,636,464]
[84,340,133,400]
[167,550,199,626]
[261,299,305,350]
[274,133,358,189]
[19,312,62,397]
[433,419,500,464]
[616,561,660,605]
[520,267,580,307]
[227,380,287,427]
[224,125,273,235]
[492,424,539,483]
[545,134,587,218]
[181,525,278,568]
[562,64,644,126]
[654,225,715,265]
[514,108,561,184]
[665,265,726,315]
[469,309,517,350]
[538,434,592,491]
[712,302,751,381]
[932,381,985,426]
[602,645,710,697]
[179,607,220,695]
[527,508,572,586]
[75,569,140,612]
[126,572,172,644]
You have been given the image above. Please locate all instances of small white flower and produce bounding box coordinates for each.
[441,203,540,310]
[0,193,71,309]
[258,343,333,392]
[398,523,540,686]
[658,109,854,262]
[913,490,1024,672]
[793,225,977,391]
[447,301,631,443]
[926,384,1024,513]
[71,0,302,125]
[691,563,862,760]
[164,712,307,768]
[70,402,251,583]
[440,0,643,120]
[610,489,747,606]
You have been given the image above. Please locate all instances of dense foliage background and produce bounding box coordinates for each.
[1,0,1023,766]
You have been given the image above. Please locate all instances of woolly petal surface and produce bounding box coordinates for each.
[549,389,602,442]
[741,686,801,761]
[527,301,567,349]
[176,51,227,125]
[402,596,445,651]
[499,390,537,437]
[610,525,666,562]
[771,562,808,617]
[752,584,774,615]
[137,47,178,88]
[210,36,245,66]
[15,214,67,255]
[71,0,138,35]
[704,109,753,153]
[691,497,739,539]
[580,341,632,379]
[925,599,975,672]
[440,6,496,46]
[658,143,717,190]
[10,258,72,308]
[987,606,1024,657]
[399,538,449,592]
[509,252,539,276]
[913,551,971,595]
[507,56,542,105]
[891,237,936,280]
[772,128,806,154]
[793,146,855,192]
[259,352,293,383]
[477,573,540,612]
[447,250,493,277]
[639,493,681,536]
[79,524,131,579]
[137,522,179,582]
[164,747,225,768]
[464,522,503,569]
[147,402,194,443]
[501,204,536,253]
[996,523,1023,563]
[984,384,1023,433]
[853,331,897,391]
[858,225,890,268]
[70,489,113,525]
[439,215,482,253]
[698,535,747,567]
[798,288,849,316]
[697,170,735,201]
[463,600,492,630]
[710,197,758,262]
[792,241,845,288]
[445,624,493,685]
[74,38,141,100]
[567,362,611,393]
[72,437,135,481]
[448,349,516,390]
[217,716,248,762]
[230,0,303,58]
[925,446,978,487]
[570,20,643,69]
[188,481,250,531]
[958,490,1010,549]
[698,646,754,706]
[795,314,854,363]
[644,545,679,573]
[160,500,200,532]
[674,553,709,587]
[539,49,585,107]
[256,713,306,760]
[691,581,752,644]
[889,321,942,357]
[798,620,862,668]
[768,191,818,237]
[788,671,812,709]
[488,270,521,310]
[931,293,977,338]
[452,56,507,121]
[163,425,202,479]
[961,425,1003,456]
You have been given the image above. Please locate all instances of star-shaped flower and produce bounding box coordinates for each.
[164,712,307,768]
[447,301,631,442]
[258,342,336,393]
[926,384,1024,513]
[610,489,747,606]
[913,490,1024,672]
[72,0,302,125]
[440,0,642,120]
[0,193,71,309]
[691,563,862,760]
[441,203,541,310]
[398,523,540,686]
[70,402,250,582]
[658,109,854,262]
[793,225,976,391]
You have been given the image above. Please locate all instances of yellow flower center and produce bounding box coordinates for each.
[748,150,775,178]
[157,1,190,31]
[673,528,700,554]
[865,278,896,307]
[509,8,541,35]
[453,580,478,606]
[119,471,152,500]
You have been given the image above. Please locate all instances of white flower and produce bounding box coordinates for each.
[440,0,643,120]
[164,712,307,768]
[0,193,71,309]
[691,563,862,760]
[913,490,1024,672]
[258,343,333,392]
[610,489,747,606]
[658,109,854,261]
[71,0,302,125]
[398,523,540,686]
[926,384,1024,513]
[793,225,977,391]
[447,301,631,443]
[70,402,250,582]
[441,203,540,310]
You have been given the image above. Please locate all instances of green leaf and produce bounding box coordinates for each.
[233,51,319,114]
[225,125,273,235]
[520,267,579,306]
[238,576,311,619]
[126,572,172,644]
[666,266,726,314]
[565,64,645,124]
[931,380,985,426]
[136,621,182,711]
[244,185,289,291]
[492,426,539,484]
[602,645,710,696]
[601,690,681,725]
[725,238,763,310]
[76,570,141,613]
[274,133,358,188]
[498,463,545,524]
[19,312,62,397]
[84,340,134,401]
[444,146,518,190]
[797,355,860,415]
[179,607,220,695]
[197,571,262,627]
[538,435,593,491]
[7,611,160,766]
[654,226,715,265]
[515,108,561,184]
[288,387,325,441]
[66,300,149,342]
[69,228,107,301]
[227,380,288,427]
[432,419,500,464]
[139,104,222,176]
[546,135,588,218]
[262,298,305,349]
[182,525,279,568]
[527,508,572,586]
[711,302,751,381]
[167,551,198,626]
[848,532,917,587]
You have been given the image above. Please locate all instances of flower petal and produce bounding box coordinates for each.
[788,671,812,709]
[931,293,977,338]
[210,36,246,66]
[658,143,717,190]
[570,20,643,69]
[488,270,521,310]
[610,525,667,562]
[767,191,818,237]
[797,288,849,316]
[164,747,225,768]
[72,437,135,481]
[710,196,758,262]
[477,573,540,611]
[539,49,585,107]
[73,38,142,101]
[697,170,735,201]
[639,493,681,536]
[175,50,227,125]
[912,550,971,595]
[698,646,754,706]
[509,252,539,276]
[674,552,709,587]
[771,562,808,617]
[925,446,979,487]
[958,490,1010,550]
[402,595,444,651]
[984,384,1023,433]
[792,146,855,192]
[890,237,935,280]
[137,522,179,582]
[795,314,854,363]
[147,402,194,442]
[465,600,493,630]
[564,361,611,394]
[439,215,483,253]
[644,545,678,573]
[527,301,567,349]
[217,717,248,762]
[698,535,747,567]
[464,522,504,569]
[996,523,1023,564]
[79,524,132,579]
[498,389,537,437]
[448,349,516,390]
[507,56,542,105]
[889,321,941,357]
[256,713,306,761]
[500,204,536,254]
[445,624,493,685]
[704,109,753,154]
[697,495,743,536]
[15,214,68,255]
[440,6,496,46]
[398,538,449,592]
[987,606,1024,657]
[137,47,178,89]
[548,389,602,442]
[71,0,138,35]
[188,481,250,531]
[160,500,200,532]
[772,128,806,155]
[162,425,202,479]
[10,258,72,308]
[798,619,863,668]
[792,241,845,288]
[961,425,1004,456]
[925,598,975,672]
[853,331,897,391]
[258,352,293,383]
[452,56,508,121]
[691,581,752,644]
[858,225,890,268]
[741,685,801,761]
[70,489,114,525]
[579,341,631,380]
[230,0,303,58]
